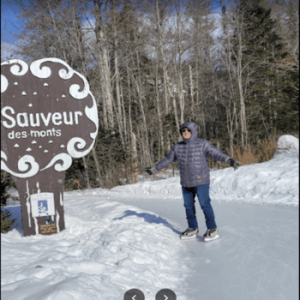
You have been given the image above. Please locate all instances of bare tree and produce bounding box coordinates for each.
[92,0,114,130]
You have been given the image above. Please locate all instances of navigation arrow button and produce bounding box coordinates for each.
[156,289,176,300]
[124,289,145,300]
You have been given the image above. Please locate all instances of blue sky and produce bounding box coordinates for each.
[1,0,222,62]
[1,1,23,44]
[1,0,222,42]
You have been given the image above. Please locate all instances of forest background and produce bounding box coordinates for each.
[1,0,299,192]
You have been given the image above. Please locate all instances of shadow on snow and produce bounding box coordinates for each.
[114,210,181,235]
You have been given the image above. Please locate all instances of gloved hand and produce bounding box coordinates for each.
[145,166,157,175]
[226,158,240,170]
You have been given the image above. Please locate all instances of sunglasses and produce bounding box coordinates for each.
[181,128,191,133]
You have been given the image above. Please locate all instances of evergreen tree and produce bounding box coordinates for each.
[233,0,295,141]
[1,171,15,233]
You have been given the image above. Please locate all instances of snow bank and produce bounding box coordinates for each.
[110,177,182,198]
[211,135,298,205]
[108,136,299,206]
[1,200,188,300]
[277,134,299,154]
[209,152,298,205]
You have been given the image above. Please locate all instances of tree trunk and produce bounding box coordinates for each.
[155,67,164,158]
[93,0,114,130]
[155,0,169,114]
[131,131,138,183]
[133,51,152,166]
[236,20,248,146]
[189,65,195,121]
[71,0,101,186]
[112,0,124,145]
[82,157,91,189]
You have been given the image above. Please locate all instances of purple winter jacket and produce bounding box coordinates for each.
[155,121,230,187]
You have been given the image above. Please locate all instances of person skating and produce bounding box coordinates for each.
[145,121,240,241]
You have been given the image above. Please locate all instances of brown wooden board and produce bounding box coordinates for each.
[39,224,57,235]
[1,59,99,236]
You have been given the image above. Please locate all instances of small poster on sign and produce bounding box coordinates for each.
[38,201,48,216]
[31,193,55,218]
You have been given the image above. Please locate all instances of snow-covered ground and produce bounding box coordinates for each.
[1,135,299,300]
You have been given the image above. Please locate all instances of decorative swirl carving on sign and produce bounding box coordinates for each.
[1,59,29,93]
[40,153,72,172]
[1,151,39,178]
[57,61,89,99]
[1,59,29,76]
[67,137,92,158]
[30,59,52,78]
[85,101,98,139]
[69,84,89,100]
[31,58,90,100]
[1,75,8,93]
[58,68,74,80]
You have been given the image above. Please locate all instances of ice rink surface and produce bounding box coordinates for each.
[118,197,298,300]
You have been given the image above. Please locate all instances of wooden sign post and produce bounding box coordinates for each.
[1,58,99,236]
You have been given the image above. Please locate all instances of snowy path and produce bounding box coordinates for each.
[112,196,299,300]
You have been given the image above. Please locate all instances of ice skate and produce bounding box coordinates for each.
[180,228,199,240]
[203,228,219,242]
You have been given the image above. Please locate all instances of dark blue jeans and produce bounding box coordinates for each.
[182,184,217,230]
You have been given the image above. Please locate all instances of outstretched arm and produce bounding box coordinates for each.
[204,140,230,163]
[145,146,176,175]
[204,140,240,170]
[156,146,176,171]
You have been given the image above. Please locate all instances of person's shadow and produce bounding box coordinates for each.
[114,210,181,236]
[6,207,182,237]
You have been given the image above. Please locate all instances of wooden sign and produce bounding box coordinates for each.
[39,224,57,235]
[1,58,99,236]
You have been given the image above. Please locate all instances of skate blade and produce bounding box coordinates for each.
[180,234,197,240]
[204,234,220,242]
